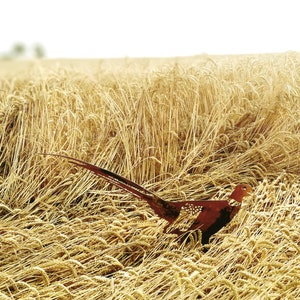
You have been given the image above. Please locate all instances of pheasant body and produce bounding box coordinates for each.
[42,154,252,245]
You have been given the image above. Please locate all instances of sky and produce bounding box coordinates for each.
[1,0,300,58]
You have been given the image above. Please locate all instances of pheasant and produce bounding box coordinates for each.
[41,154,252,245]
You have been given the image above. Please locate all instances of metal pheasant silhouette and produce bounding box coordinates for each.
[41,154,252,245]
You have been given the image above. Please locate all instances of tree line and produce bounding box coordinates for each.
[1,43,45,59]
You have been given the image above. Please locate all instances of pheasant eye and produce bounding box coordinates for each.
[242,186,247,190]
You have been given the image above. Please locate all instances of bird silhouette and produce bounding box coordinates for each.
[41,154,252,245]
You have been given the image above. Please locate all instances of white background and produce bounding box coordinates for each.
[1,0,299,58]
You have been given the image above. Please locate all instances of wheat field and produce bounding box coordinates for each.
[0,53,299,299]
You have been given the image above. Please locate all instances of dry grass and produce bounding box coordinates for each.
[0,53,299,299]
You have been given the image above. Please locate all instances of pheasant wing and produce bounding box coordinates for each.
[167,200,241,244]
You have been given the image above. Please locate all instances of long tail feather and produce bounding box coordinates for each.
[41,153,156,198]
[40,153,174,221]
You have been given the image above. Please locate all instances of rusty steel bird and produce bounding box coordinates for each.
[41,154,252,245]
